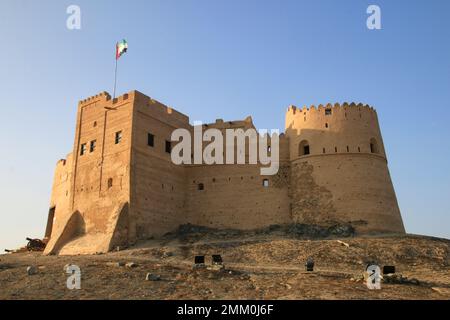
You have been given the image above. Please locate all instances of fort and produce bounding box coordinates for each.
[43,90,405,255]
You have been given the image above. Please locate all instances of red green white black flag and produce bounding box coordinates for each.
[116,39,128,60]
[113,39,128,98]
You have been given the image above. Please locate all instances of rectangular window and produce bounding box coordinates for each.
[262,179,269,187]
[165,140,171,153]
[80,143,86,155]
[115,131,122,144]
[90,140,96,152]
[147,133,154,147]
[303,145,310,155]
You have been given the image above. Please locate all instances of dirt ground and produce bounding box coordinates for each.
[0,233,449,300]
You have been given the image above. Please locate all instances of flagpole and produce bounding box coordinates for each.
[113,54,118,99]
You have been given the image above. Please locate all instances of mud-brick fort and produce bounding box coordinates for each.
[43,90,405,255]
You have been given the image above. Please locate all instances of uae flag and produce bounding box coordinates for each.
[116,39,128,59]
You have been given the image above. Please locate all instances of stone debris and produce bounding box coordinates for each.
[431,287,450,295]
[125,262,138,268]
[383,273,420,285]
[337,240,350,247]
[27,266,38,275]
[106,262,125,267]
[162,251,174,258]
[207,264,224,271]
[164,223,355,242]
[146,273,161,281]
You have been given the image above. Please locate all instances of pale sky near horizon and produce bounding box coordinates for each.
[0,0,449,250]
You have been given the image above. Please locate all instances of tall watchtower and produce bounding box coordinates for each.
[285,103,405,233]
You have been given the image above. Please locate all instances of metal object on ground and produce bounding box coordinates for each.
[383,265,396,274]
[193,255,206,269]
[26,238,46,251]
[212,254,223,265]
[305,257,314,272]
[195,255,205,264]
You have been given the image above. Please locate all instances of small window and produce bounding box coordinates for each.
[262,179,269,187]
[335,147,338,153]
[107,178,113,189]
[346,146,349,152]
[93,121,97,127]
[358,147,361,152]
[80,143,86,155]
[147,133,154,147]
[299,140,310,156]
[165,140,171,153]
[267,146,271,153]
[370,138,379,154]
[325,123,328,128]
[303,145,310,155]
[198,183,204,191]
[323,148,326,154]
[325,108,332,115]
[115,131,122,144]
[90,140,96,153]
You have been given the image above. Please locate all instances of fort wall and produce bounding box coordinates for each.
[44,92,405,255]
[286,103,404,233]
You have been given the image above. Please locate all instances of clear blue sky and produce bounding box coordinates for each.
[0,0,449,250]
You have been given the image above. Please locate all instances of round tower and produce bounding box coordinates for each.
[285,102,405,234]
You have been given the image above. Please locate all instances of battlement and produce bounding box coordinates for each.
[203,116,254,129]
[78,91,111,106]
[287,102,376,115]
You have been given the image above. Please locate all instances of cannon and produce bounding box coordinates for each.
[26,237,46,251]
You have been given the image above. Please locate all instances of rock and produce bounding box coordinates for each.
[383,273,420,285]
[146,273,161,281]
[207,264,225,272]
[162,251,174,258]
[239,274,251,280]
[431,287,450,295]
[336,240,350,248]
[126,262,138,268]
[27,266,38,275]
[106,262,125,267]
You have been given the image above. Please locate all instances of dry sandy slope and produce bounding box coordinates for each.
[0,234,449,299]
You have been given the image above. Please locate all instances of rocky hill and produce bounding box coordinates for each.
[1,226,449,299]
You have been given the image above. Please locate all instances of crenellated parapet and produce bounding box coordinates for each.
[78,91,111,106]
[287,102,376,116]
